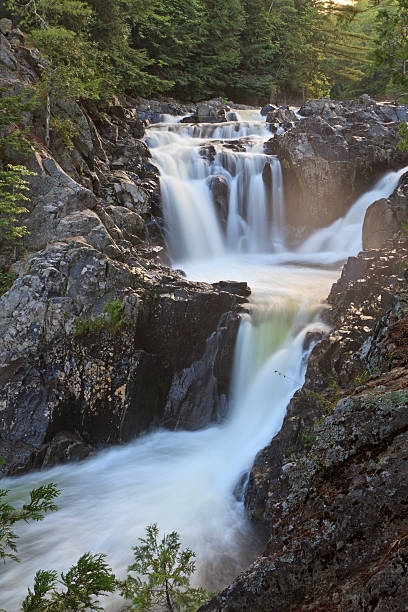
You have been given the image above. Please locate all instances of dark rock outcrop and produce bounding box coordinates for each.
[266,99,408,237]
[266,106,298,124]
[363,171,408,249]
[0,239,249,477]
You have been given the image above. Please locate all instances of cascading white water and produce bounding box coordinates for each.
[1,111,406,611]
[146,117,286,261]
[296,166,408,264]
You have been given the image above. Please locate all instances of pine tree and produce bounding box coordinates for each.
[0,483,60,562]
[120,523,211,612]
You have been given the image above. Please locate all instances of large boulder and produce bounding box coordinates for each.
[363,172,408,249]
[266,110,408,235]
[266,106,298,123]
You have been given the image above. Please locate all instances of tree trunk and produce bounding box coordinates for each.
[45,53,52,149]
[165,579,176,612]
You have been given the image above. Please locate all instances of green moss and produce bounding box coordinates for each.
[361,390,408,411]
[304,427,316,449]
[354,369,371,387]
[74,300,125,337]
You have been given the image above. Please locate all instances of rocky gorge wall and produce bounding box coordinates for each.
[265,96,408,240]
[0,25,250,476]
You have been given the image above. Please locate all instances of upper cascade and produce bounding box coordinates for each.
[146,114,285,262]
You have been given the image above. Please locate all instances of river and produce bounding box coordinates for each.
[0,111,406,610]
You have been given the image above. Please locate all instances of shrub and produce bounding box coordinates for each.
[74,299,124,337]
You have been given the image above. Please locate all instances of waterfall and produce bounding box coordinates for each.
[147,118,286,261]
[1,110,406,611]
[296,166,408,264]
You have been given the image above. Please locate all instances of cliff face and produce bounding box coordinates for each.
[201,235,408,610]
[0,28,249,476]
[265,96,408,239]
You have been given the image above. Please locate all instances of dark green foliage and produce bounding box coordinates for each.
[373,0,408,94]
[8,0,371,103]
[120,523,211,611]
[398,121,408,152]
[0,87,38,159]
[22,553,116,611]
[0,164,34,243]
[0,483,60,563]
[0,267,14,296]
[74,299,124,336]
[0,88,37,247]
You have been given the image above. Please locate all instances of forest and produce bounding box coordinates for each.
[0,0,406,105]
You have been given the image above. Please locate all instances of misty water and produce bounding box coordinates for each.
[1,112,407,611]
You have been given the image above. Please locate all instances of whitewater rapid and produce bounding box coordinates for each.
[1,111,406,611]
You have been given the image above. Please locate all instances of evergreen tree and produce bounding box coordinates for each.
[22,554,117,611]
[131,0,205,100]
[0,483,60,562]
[374,0,408,93]
[7,0,104,146]
[120,523,211,611]
[0,88,36,249]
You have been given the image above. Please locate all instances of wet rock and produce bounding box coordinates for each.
[208,175,230,229]
[266,106,298,123]
[197,103,227,123]
[266,108,408,235]
[261,103,277,116]
[0,238,248,474]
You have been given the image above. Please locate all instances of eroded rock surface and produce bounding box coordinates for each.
[266,97,408,236]
[0,27,249,476]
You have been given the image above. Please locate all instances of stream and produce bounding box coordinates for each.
[0,111,406,610]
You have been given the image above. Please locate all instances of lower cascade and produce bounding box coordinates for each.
[1,113,407,611]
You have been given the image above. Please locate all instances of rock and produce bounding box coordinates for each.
[9,28,25,45]
[113,175,150,213]
[266,107,298,123]
[0,238,249,474]
[208,175,229,228]
[0,18,12,36]
[197,103,227,123]
[363,172,408,249]
[266,110,408,235]
[35,432,92,469]
[261,103,277,116]
[24,153,98,251]
[0,33,17,72]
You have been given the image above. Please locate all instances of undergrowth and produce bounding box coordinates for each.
[74,300,124,337]
[0,268,15,297]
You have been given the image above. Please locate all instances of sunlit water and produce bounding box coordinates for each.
[1,111,405,611]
